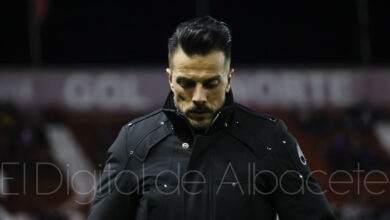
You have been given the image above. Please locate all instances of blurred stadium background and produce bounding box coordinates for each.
[1,0,390,219]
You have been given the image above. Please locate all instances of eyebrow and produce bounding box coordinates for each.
[176,75,221,83]
[203,76,221,84]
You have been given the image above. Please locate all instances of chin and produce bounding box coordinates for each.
[190,119,211,130]
[193,124,208,130]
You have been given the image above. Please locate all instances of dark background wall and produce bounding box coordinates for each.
[2,0,390,66]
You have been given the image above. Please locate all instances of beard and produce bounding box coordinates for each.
[173,97,215,130]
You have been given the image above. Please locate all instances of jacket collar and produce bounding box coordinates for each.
[162,90,236,140]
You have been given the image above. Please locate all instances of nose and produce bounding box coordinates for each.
[192,84,207,104]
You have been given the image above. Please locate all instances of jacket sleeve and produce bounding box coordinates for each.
[269,120,336,220]
[87,125,138,220]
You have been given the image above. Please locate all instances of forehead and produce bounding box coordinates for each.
[171,47,226,79]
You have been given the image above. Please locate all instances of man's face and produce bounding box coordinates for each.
[166,46,234,129]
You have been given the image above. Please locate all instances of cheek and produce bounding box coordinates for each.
[177,93,186,101]
[208,89,226,107]
[173,87,192,102]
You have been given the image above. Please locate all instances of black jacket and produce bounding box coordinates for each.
[87,91,336,220]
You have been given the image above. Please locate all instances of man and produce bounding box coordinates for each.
[87,16,336,220]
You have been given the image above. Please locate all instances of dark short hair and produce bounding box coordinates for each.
[168,16,232,68]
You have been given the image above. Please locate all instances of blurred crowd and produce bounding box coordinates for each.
[296,102,390,171]
[0,103,70,220]
[295,102,390,219]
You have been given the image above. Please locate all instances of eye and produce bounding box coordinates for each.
[178,79,196,89]
[203,79,219,89]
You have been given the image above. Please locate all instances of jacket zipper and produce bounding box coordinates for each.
[172,109,220,220]
[205,112,221,220]
[163,107,230,220]
[204,111,221,135]
[208,157,214,220]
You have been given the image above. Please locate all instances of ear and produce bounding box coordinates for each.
[166,68,173,91]
[225,68,234,93]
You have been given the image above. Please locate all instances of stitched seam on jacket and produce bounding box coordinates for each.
[132,122,170,161]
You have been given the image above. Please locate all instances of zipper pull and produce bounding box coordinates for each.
[204,111,221,135]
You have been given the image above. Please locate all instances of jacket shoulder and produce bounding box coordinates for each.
[122,109,171,162]
[104,109,165,164]
[233,104,311,175]
[125,109,165,128]
[122,108,169,146]
[234,103,287,132]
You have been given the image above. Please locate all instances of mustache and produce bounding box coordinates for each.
[186,105,213,114]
